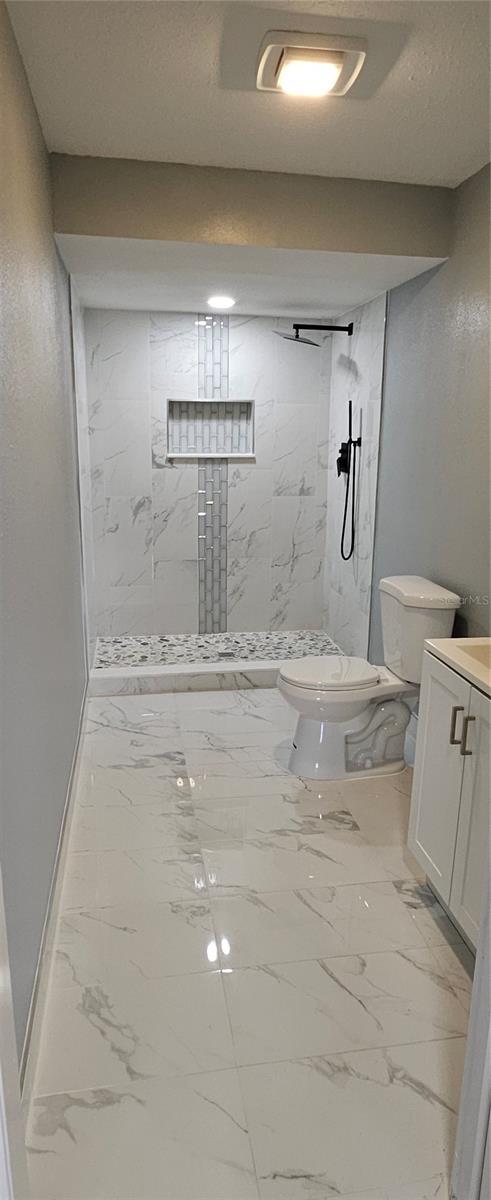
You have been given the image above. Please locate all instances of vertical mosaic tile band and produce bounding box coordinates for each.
[198,315,229,633]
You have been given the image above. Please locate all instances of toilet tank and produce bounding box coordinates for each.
[379,575,461,684]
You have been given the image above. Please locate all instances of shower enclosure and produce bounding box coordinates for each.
[71,294,387,675]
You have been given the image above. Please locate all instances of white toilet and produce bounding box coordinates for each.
[278,575,460,781]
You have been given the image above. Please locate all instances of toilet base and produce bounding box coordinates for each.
[289,700,411,781]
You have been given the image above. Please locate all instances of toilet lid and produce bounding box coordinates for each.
[280,655,380,691]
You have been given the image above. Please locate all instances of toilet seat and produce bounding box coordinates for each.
[279,655,381,692]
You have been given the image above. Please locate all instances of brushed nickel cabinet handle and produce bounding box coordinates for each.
[460,715,476,757]
[449,706,464,745]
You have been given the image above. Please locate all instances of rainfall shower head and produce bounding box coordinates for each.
[274,330,320,346]
[274,321,354,346]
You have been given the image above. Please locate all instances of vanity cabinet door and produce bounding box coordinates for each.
[449,686,490,948]
[408,653,471,903]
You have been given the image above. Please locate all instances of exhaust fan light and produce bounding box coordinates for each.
[277,49,343,97]
[257,32,366,97]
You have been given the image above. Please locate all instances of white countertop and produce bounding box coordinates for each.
[425,637,491,698]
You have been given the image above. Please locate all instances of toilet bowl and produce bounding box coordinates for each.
[278,575,461,781]
[278,656,415,780]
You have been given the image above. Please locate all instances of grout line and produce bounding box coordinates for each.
[28,1034,468,1105]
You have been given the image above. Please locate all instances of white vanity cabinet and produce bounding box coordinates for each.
[409,646,490,949]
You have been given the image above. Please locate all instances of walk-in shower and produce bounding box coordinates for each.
[71,288,387,688]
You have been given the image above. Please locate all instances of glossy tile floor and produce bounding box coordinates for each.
[26,690,473,1200]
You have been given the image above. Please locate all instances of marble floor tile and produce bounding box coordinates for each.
[210,882,462,970]
[35,970,235,1095]
[28,688,471,1200]
[85,698,180,741]
[189,774,312,806]
[184,748,288,776]
[83,732,186,771]
[61,849,207,909]
[195,794,373,841]
[222,946,470,1066]
[27,1070,259,1200]
[70,804,199,854]
[239,1038,466,1198]
[203,832,420,897]
[79,763,192,809]
[55,899,215,983]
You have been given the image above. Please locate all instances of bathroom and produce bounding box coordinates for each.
[0,3,490,1199]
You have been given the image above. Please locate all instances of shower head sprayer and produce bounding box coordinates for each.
[274,321,354,346]
[274,330,320,346]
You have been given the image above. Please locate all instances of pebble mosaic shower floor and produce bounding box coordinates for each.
[93,630,342,669]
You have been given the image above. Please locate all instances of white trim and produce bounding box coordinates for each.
[20,680,88,1103]
[0,866,29,1199]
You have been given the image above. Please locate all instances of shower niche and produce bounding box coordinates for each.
[166,398,255,460]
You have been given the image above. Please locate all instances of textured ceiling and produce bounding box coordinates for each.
[56,235,443,317]
[7,0,490,187]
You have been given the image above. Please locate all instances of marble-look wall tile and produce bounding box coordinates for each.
[226,315,331,632]
[104,496,153,587]
[227,558,273,632]
[228,466,272,561]
[81,309,332,637]
[84,309,150,426]
[94,585,156,636]
[85,309,150,504]
[154,561,199,634]
[272,404,318,497]
[323,295,386,656]
[150,312,199,468]
[153,465,198,563]
[271,496,318,628]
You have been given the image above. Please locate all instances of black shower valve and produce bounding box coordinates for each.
[336,441,350,476]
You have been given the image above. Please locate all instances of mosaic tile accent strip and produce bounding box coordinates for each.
[198,315,229,634]
[94,629,342,668]
[198,459,228,634]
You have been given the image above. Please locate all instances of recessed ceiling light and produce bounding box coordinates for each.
[207,294,236,310]
[257,32,366,98]
[277,49,343,97]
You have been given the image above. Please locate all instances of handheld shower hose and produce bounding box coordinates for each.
[337,401,362,561]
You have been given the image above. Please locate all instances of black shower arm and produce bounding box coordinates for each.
[293,322,354,336]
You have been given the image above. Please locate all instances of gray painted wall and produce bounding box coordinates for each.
[50,153,453,258]
[0,4,86,1053]
[369,166,490,663]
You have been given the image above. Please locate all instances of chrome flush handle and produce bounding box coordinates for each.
[449,706,464,745]
[460,715,476,757]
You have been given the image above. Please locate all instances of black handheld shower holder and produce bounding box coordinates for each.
[337,400,361,562]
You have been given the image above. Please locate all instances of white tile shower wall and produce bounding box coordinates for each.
[323,294,386,656]
[227,316,331,631]
[81,310,331,637]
